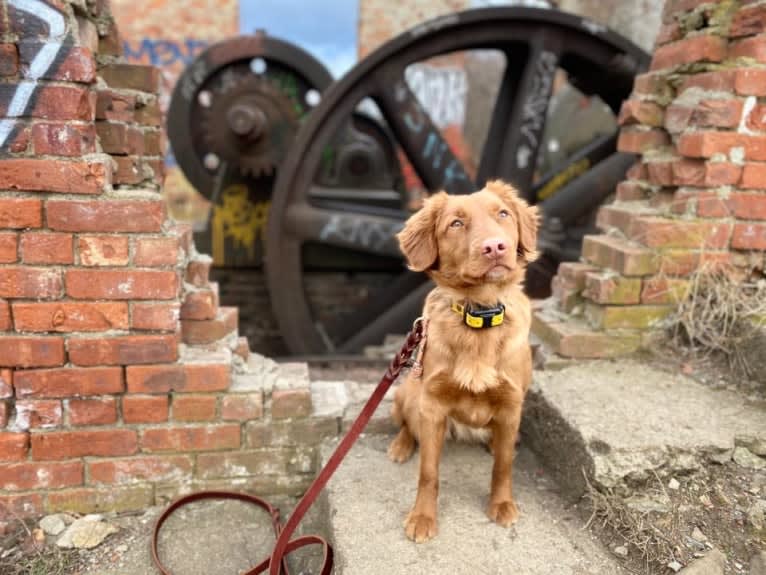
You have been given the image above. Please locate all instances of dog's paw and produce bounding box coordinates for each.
[404,512,437,542]
[487,500,519,527]
[387,433,415,463]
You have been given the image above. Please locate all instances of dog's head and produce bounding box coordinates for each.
[397,180,539,288]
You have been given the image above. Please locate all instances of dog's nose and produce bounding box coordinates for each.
[481,238,507,259]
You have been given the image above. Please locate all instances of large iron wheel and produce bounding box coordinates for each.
[266,7,649,355]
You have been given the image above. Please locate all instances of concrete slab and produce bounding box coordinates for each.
[522,359,766,498]
[320,436,625,575]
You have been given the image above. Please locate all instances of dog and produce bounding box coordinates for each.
[388,180,539,543]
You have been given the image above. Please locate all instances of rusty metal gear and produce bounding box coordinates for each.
[202,76,299,178]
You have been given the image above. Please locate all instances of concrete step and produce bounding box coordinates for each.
[522,359,766,499]
[319,435,627,575]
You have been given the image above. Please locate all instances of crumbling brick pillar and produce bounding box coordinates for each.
[0,0,329,528]
[534,0,766,358]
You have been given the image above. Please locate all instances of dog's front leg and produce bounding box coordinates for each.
[487,413,521,527]
[404,406,446,543]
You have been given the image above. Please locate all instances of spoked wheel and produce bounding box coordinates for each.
[266,7,649,355]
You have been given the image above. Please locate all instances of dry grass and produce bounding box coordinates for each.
[583,472,684,575]
[665,265,766,376]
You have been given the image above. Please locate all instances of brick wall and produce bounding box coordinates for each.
[0,0,336,527]
[534,0,766,358]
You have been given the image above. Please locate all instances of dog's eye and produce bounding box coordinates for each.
[498,209,509,218]
[449,219,464,228]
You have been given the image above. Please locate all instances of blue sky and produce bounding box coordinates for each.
[240,0,358,78]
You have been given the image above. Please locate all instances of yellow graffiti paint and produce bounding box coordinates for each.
[537,157,590,201]
[212,185,270,265]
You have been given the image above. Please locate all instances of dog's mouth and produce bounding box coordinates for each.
[484,263,511,281]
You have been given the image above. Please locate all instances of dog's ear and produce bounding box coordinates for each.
[397,192,447,272]
[486,180,540,263]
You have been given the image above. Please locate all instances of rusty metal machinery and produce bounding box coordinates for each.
[167,33,405,268]
[265,6,650,355]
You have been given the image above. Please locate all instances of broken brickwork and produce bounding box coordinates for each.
[0,0,335,527]
[535,0,766,358]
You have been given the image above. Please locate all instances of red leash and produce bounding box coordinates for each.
[151,319,426,575]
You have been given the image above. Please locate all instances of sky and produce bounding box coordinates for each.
[240,0,358,79]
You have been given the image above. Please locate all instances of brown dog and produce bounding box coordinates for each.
[388,180,539,543]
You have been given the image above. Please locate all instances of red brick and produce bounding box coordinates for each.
[581,235,659,276]
[7,126,30,153]
[659,250,731,276]
[233,337,250,361]
[185,259,211,287]
[0,369,12,398]
[66,269,179,300]
[0,461,83,490]
[112,156,148,185]
[31,429,138,460]
[31,123,96,156]
[633,73,673,97]
[77,235,130,266]
[0,301,8,331]
[15,399,62,429]
[0,267,61,298]
[96,122,146,155]
[617,100,664,127]
[100,63,160,92]
[134,237,179,267]
[734,68,766,96]
[136,99,162,126]
[0,234,18,263]
[126,364,229,394]
[730,193,766,219]
[651,35,727,71]
[741,162,766,188]
[583,272,641,305]
[221,393,263,421]
[0,337,65,367]
[0,432,28,461]
[679,69,736,94]
[662,0,712,21]
[641,277,690,304]
[746,103,766,131]
[181,307,238,345]
[0,159,107,194]
[96,90,137,123]
[28,85,96,121]
[0,44,18,76]
[646,161,674,186]
[731,3,766,37]
[617,128,670,153]
[18,43,95,83]
[671,190,730,218]
[180,289,218,320]
[14,367,123,398]
[88,455,192,484]
[68,334,178,366]
[172,394,217,421]
[47,200,166,232]
[0,493,43,521]
[732,222,766,249]
[122,395,169,423]
[45,485,153,514]
[131,302,179,331]
[692,99,744,129]
[678,132,766,161]
[664,105,693,134]
[271,388,312,419]
[140,425,240,453]
[19,232,73,264]
[13,302,128,333]
[68,398,117,426]
[655,21,682,45]
[730,34,766,63]
[0,198,42,228]
[626,161,648,181]
[672,160,742,187]
[0,401,7,428]
[629,217,732,249]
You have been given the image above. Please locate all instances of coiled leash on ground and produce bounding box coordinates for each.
[151,318,427,575]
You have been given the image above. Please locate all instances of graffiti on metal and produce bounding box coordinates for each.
[319,214,403,254]
[211,185,270,265]
[516,50,557,170]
